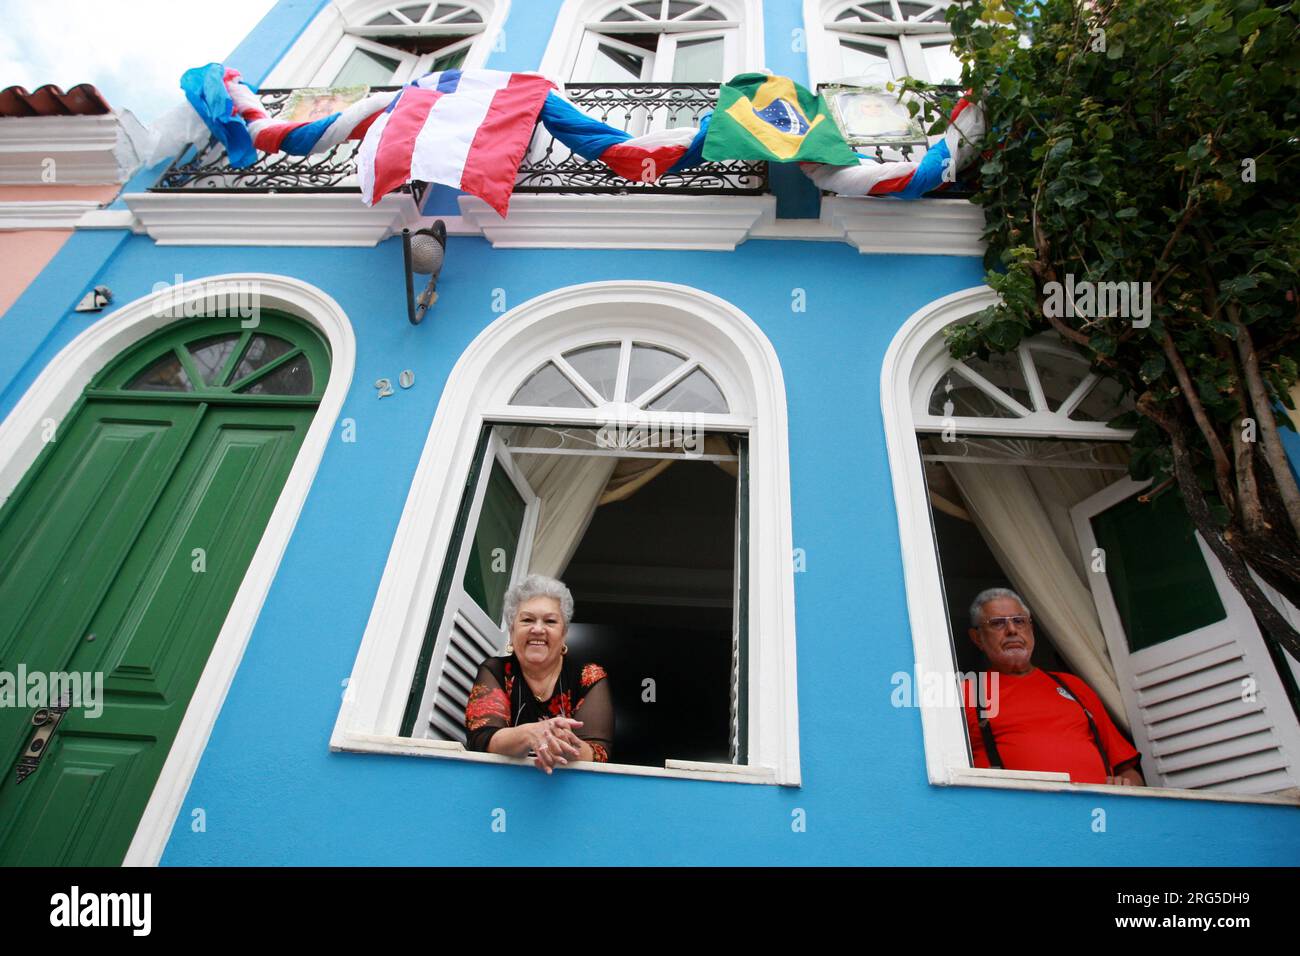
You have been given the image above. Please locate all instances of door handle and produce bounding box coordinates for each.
[15,697,70,784]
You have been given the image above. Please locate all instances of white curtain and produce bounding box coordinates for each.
[946,458,1130,729]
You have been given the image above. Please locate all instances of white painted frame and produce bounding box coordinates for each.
[0,274,356,864]
[804,0,957,88]
[881,285,1300,806]
[539,0,763,83]
[264,0,509,88]
[334,280,801,785]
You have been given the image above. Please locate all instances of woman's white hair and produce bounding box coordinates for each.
[503,574,575,628]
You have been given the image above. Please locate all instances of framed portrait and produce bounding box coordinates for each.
[822,84,928,149]
[281,85,370,123]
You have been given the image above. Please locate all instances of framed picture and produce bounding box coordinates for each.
[822,84,928,149]
[281,85,370,123]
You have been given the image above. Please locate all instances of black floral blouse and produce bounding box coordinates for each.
[465,655,613,763]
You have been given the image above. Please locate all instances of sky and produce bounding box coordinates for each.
[0,0,279,122]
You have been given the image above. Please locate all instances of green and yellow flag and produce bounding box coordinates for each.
[703,73,858,165]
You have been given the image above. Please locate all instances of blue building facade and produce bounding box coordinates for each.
[1,0,1298,867]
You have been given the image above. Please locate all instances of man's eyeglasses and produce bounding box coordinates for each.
[982,615,1031,631]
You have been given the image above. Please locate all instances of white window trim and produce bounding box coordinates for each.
[334,280,801,785]
[0,275,358,865]
[881,285,1300,808]
[805,0,956,88]
[539,0,764,83]
[264,0,510,88]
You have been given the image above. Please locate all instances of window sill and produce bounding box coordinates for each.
[944,766,1300,807]
[331,732,785,786]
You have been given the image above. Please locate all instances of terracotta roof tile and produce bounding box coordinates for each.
[0,83,113,117]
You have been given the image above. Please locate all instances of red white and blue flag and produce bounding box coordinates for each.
[358,69,555,215]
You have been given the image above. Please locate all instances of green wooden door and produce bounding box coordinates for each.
[0,312,328,865]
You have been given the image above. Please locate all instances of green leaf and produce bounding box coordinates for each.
[1116,207,1138,219]
[1091,334,1118,357]
[1188,2,1216,24]
[1094,123,1113,141]
[1047,137,1073,162]
[1140,355,1167,383]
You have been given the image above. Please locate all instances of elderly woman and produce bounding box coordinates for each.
[465,574,613,773]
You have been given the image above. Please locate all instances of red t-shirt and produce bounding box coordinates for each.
[964,669,1139,784]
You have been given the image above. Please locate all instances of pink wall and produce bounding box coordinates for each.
[0,184,121,318]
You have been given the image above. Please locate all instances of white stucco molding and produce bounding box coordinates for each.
[458,193,776,249]
[0,199,103,230]
[0,113,143,185]
[0,274,357,864]
[821,195,986,256]
[122,191,420,245]
[334,280,801,785]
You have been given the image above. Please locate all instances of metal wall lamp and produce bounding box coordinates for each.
[402,221,447,325]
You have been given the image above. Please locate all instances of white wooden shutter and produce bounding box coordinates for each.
[416,431,539,742]
[1072,478,1300,794]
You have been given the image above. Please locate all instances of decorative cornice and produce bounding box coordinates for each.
[122,191,420,246]
[821,196,987,257]
[458,194,777,250]
[0,114,137,185]
[0,199,102,229]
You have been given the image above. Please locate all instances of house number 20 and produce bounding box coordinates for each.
[376,370,416,398]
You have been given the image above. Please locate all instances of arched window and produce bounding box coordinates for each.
[883,287,1300,804]
[266,1,506,87]
[806,0,962,88]
[336,281,799,785]
[540,0,763,84]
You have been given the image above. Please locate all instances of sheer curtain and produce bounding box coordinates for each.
[945,456,1130,729]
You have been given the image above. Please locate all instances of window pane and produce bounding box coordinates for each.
[1070,374,1133,422]
[626,345,686,402]
[630,0,664,17]
[837,2,893,21]
[333,47,402,87]
[898,1,935,19]
[1091,491,1227,652]
[646,368,728,413]
[563,344,621,402]
[188,334,242,386]
[367,12,403,25]
[240,355,314,395]
[841,40,895,84]
[686,4,726,20]
[1030,347,1091,412]
[589,42,648,81]
[127,352,194,392]
[666,0,703,17]
[462,458,527,624]
[400,4,431,22]
[960,353,1033,411]
[231,335,295,384]
[927,372,1019,418]
[671,36,726,81]
[510,362,593,407]
[921,40,963,83]
[431,45,470,71]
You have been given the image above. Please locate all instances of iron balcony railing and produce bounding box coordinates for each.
[150,83,766,198]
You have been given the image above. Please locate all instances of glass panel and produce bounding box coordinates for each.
[667,0,703,17]
[671,35,726,82]
[444,8,483,23]
[841,40,895,84]
[921,40,963,83]
[399,4,430,22]
[333,47,402,87]
[899,1,935,19]
[1091,491,1227,652]
[231,335,295,384]
[1071,375,1134,422]
[590,42,647,81]
[646,367,729,413]
[1030,347,1092,412]
[187,334,241,386]
[367,12,403,25]
[959,353,1033,411]
[510,362,593,407]
[603,7,638,21]
[927,371,1019,418]
[127,352,194,392]
[686,4,726,19]
[626,344,686,402]
[838,2,893,21]
[563,344,621,402]
[240,355,314,395]
[630,0,665,17]
[431,45,470,71]
[462,458,527,624]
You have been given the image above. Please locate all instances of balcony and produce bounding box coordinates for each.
[150,82,765,198]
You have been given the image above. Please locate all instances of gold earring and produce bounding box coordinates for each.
[504,642,513,655]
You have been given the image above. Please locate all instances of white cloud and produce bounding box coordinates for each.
[0,0,279,121]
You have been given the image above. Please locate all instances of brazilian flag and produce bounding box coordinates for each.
[703,73,858,165]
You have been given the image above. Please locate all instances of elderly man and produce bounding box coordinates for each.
[964,588,1145,786]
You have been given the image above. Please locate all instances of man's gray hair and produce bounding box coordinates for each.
[503,574,575,628]
[969,587,1031,627]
